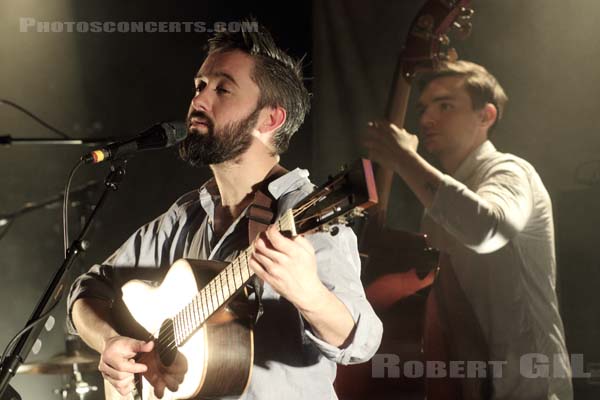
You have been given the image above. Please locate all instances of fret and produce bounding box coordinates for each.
[202,287,210,319]
[225,266,233,295]
[208,282,216,313]
[191,296,198,329]
[199,293,206,324]
[242,251,251,281]
[184,306,190,337]
[213,279,222,309]
[203,287,211,317]
[232,259,241,288]
[195,294,206,324]
[237,254,245,281]
[173,313,177,345]
[174,312,181,345]
[187,304,193,334]
[216,273,226,305]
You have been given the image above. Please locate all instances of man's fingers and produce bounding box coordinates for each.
[252,252,277,276]
[249,256,269,280]
[264,226,295,254]
[254,236,287,265]
[99,361,131,382]
[162,373,181,393]
[293,234,315,255]
[153,380,166,399]
[100,365,135,395]
[112,357,148,374]
[131,339,154,354]
[112,376,135,396]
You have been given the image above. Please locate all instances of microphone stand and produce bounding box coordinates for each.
[0,181,100,231]
[0,160,128,399]
[0,135,117,147]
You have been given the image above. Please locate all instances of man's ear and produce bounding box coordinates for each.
[258,106,286,135]
[480,103,498,130]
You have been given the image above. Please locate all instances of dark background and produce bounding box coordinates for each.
[1,0,599,398]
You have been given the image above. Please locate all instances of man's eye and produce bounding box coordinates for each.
[215,86,230,94]
[440,103,453,111]
[193,81,207,94]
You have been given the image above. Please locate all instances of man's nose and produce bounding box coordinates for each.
[191,88,212,113]
[420,109,436,130]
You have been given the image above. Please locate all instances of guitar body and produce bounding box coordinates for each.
[105,259,253,400]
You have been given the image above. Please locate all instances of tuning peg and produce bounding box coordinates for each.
[349,207,366,219]
[438,34,450,46]
[460,7,474,18]
[336,216,348,225]
[416,14,435,32]
[452,20,472,40]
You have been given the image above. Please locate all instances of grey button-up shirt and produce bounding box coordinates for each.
[423,141,572,399]
[67,168,383,399]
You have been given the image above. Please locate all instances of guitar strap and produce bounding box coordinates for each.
[245,163,288,324]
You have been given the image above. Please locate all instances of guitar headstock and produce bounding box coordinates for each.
[289,159,378,236]
[400,0,474,78]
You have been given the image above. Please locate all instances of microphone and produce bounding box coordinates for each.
[81,121,187,164]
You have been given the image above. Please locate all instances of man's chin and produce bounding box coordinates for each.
[188,126,208,135]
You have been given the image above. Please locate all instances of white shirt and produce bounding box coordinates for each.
[422,141,573,399]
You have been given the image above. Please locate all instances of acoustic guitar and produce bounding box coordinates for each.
[104,159,378,400]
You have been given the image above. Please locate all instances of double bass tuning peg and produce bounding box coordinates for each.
[452,20,472,40]
[452,7,474,40]
[460,7,474,18]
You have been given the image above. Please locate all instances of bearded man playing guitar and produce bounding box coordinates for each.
[364,60,572,399]
[67,23,382,400]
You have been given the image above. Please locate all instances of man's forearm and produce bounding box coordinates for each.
[395,150,443,209]
[296,286,356,348]
[72,298,120,353]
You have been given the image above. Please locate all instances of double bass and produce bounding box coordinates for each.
[335,1,491,399]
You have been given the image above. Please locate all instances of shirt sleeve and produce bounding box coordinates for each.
[426,159,534,254]
[302,226,383,365]
[65,204,181,334]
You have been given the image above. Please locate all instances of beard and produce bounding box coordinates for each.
[179,106,260,167]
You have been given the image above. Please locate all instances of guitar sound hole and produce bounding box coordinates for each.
[157,319,177,366]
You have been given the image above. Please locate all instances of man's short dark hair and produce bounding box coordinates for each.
[418,60,508,130]
[207,21,310,154]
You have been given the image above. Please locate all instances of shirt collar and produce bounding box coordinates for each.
[452,140,496,182]
[197,167,311,217]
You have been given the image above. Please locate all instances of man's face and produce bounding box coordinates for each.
[180,50,262,166]
[417,76,485,159]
